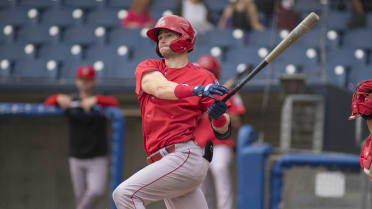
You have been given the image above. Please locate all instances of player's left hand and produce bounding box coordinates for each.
[208,100,227,120]
[81,96,97,112]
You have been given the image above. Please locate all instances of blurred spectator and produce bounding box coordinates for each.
[348,0,372,29]
[254,0,274,26]
[122,0,154,28]
[44,66,118,209]
[218,0,265,31]
[174,0,214,34]
[276,0,299,30]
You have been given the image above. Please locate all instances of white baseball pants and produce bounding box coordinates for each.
[113,140,209,209]
[201,145,233,209]
[69,156,108,209]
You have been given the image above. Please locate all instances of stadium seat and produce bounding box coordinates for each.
[368,13,372,28]
[59,58,84,79]
[326,47,368,67]
[63,26,104,44]
[343,29,372,48]
[0,43,33,60]
[204,0,229,13]
[41,8,77,26]
[277,46,319,66]
[0,8,28,25]
[109,28,150,47]
[224,46,262,67]
[152,0,179,14]
[38,44,85,61]
[86,8,122,27]
[294,0,321,13]
[349,65,372,86]
[107,0,132,8]
[201,28,245,48]
[13,59,58,79]
[63,0,104,9]
[86,44,133,61]
[188,45,222,63]
[18,0,58,8]
[17,25,56,44]
[246,29,280,47]
[327,11,349,31]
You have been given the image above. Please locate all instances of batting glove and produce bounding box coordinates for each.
[192,84,228,100]
[208,100,228,120]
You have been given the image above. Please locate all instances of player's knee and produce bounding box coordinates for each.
[112,184,133,207]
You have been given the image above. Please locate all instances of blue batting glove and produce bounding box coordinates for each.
[192,84,228,100]
[208,100,228,120]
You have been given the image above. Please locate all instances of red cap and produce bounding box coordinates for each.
[76,65,96,79]
[197,55,221,80]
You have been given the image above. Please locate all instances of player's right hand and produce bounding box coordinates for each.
[192,84,228,100]
[57,94,72,109]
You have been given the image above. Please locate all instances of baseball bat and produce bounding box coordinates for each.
[222,12,319,102]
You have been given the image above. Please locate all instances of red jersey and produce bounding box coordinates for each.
[194,93,246,147]
[135,59,219,156]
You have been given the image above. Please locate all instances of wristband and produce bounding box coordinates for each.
[174,84,194,98]
[212,114,227,128]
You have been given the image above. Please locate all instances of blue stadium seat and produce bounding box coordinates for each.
[246,29,280,47]
[17,25,56,44]
[368,13,372,28]
[107,0,131,8]
[343,29,372,48]
[0,43,28,60]
[327,11,349,31]
[204,0,229,13]
[86,44,132,61]
[83,57,138,79]
[63,26,101,44]
[41,8,76,26]
[188,45,220,63]
[326,47,368,67]
[152,0,179,14]
[38,44,84,60]
[201,28,244,48]
[276,46,319,66]
[294,0,321,13]
[0,8,28,25]
[18,0,58,8]
[60,58,83,79]
[225,46,263,67]
[109,28,149,46]
[63,0,104,9]
[350,65,372,86]
[13,59,58,79]
[86,8,122,27]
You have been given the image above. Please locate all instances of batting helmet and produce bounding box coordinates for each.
[146,15,195,57]
[197,55,221,80]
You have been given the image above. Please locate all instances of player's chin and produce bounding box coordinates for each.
[159,48,174,58]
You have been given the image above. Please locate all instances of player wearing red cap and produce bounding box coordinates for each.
[112,15,231,209]
[195,55,246,209]
[45,66,118,209]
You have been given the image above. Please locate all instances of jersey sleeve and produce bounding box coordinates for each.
[135,59,160,95]
[227,94,246,115]
[44,94,60,106]
[96,95,119,107]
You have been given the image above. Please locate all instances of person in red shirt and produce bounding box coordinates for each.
[121,0,154,29]
[45,65,118,209]
[112,15,231,209]
[349,80,372,179]
[195,55,246,209]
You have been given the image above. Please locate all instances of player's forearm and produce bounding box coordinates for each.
[212,113,231,134]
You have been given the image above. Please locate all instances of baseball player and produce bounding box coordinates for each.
[112,15,232,209]
[45,66,118,209]
[195,55,246,209]
[349,79,372,179]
